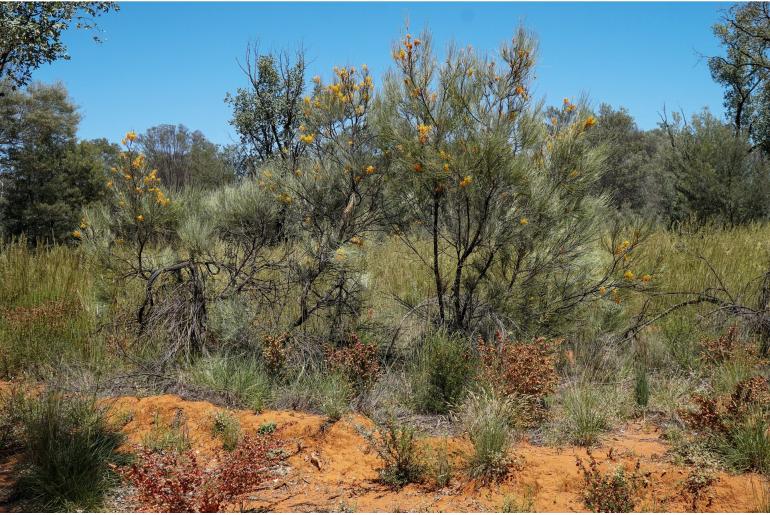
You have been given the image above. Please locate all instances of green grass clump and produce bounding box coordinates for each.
[409,331,475,414]
[187,354,271,412]
[459,389,519,482]
[501,486,536,512]
[717,414,770,475]
[142,411,191,453]
[14,391,126,511]
[211,410,242,451]
[558,383,613,447]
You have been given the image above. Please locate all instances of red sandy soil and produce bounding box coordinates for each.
[107,394,767,512]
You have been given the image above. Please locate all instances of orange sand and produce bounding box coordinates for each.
[104,394,766,512]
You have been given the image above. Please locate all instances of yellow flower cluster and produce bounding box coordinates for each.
[121,131,137,145]
[350,235,364,247]
[300,133,315,144]
[393,33,421,64]
[365,165,376,175]
[519,217,529,225]
[417,123,432,144]
[584,116,597,129]
[459,175,473,188]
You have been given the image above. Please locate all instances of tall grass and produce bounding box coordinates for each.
[0,239,102,376]
[186,354,271,412]
[13,391,126,511]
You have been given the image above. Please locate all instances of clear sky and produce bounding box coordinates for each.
[32,1,731,146]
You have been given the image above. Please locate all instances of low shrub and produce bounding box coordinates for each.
[576,450,648,512]
[500,486,536,512]
[212,411,242,451]
[360,418,424,487]
[326,333,381,395]
[410,331,475,414]
[14,391,126,511]
[478,332,559,422]
[681,469,717,511]
[427,441,452,489]
[560,383,612,446]
[125,434,282,511]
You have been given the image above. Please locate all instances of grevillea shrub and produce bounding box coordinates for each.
[124,434,283,511]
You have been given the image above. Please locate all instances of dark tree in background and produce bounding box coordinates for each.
[0,83,113,242]
[137,124,235,191]
[0,2,117,95]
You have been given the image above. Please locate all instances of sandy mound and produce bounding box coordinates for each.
[102,394,765,513]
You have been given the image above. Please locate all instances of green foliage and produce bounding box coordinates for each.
[211,411,242,451]
[660,109,770,226]
[500,486,536,512]
[427,441,452,489]
[142,411,191,453]
[14,391,126,511]
[557,383,613,446]
[0,3,117,93]
[318,372,354,421]
[634,366,650,408]
[186,354,271,412]
[225,46,307,174]
[361,418,424,488]
[138,124,235,190]
[257,421,277,435]
[458,389,519,482]
[409,331,474,414]
[0,84,110,242]
[716,414,770,475]
[0,239,101,377]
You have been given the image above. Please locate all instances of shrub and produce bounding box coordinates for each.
[427,441,452,489]
[410,331,475,414]
[634,366,650,408]
[478,333,559,422]
[717,414,770,475]
[14,391,126,511]
[318,372,354,421]
[458,389,519,482]
[501,486,536,512]
[258,421,277,434]
[187,354,271,412]
[360,418,424,487]
[326,333,381,394]
[681,469,717,511]
[142,411,191,453]
[576,450,648,512]
[212,411,242,451]
[125,434,282,512]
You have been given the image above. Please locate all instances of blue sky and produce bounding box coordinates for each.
[32,1,731,146]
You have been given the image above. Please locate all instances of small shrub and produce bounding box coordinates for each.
[326,333,381,394]
[410,331,475,414]
[459,389,519,482]
[187,354,271,412]
[360,418,424,487]
[14,391,126,511]
[0,388,25,457]
[142,411,191,453]
[262,332,289,375]
[258,421,277,435]
[576,451,648,512]
[717,414,770,475]
[428,441,452,489]
[212,411,242,451]
[634,366,650,408]
[126,434,282,511]
[318,372,354,421]
[501,486,536,512]
[682,469,717,511]
[478,333,559,422]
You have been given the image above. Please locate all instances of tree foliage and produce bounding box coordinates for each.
[0,2,117,95]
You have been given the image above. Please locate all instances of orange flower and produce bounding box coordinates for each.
[413,163,423,173]
[459,175,473,188]
[584,116,597,129]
